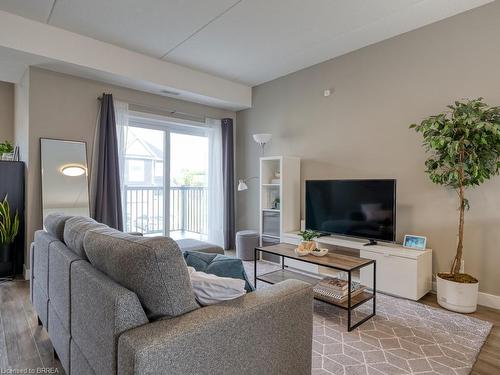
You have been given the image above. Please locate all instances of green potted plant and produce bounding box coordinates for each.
[0,195,20,263]
[296,229,320,255]
[410,98,500,312]
[0,140,14,160]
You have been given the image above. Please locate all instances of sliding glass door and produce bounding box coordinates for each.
[122,126,166,235]
[169,132,208,240]
[119,114,209,240]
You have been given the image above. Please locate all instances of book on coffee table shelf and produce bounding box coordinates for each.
[313,277,366,303]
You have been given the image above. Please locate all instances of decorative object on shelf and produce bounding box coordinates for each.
[297,229,320,254]
[237,176,258,191]
[313,277,366,303]
[13,146,19,161]
[0,141,14,161]
[0,195,20,263]
[403,235,427,250]
[311,248,329,257]
[253,133,272,155]
[410,98,500,313]
[272,197,280,210]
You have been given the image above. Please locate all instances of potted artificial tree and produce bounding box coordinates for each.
[0,195,20,263]
[410,98,500,313]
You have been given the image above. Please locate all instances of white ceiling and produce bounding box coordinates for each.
[0,0,494,86]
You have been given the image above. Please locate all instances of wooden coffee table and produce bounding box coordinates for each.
[254,243,376,331]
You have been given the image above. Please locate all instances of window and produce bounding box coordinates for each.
[118,112,210,241]
[126,159,145,183]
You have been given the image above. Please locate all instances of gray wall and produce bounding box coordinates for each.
[0,81,14,142]
[21,67,235,268]
[236,1,500,296]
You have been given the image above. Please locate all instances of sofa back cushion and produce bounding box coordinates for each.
[63,216,107,259]
[44,214,72,241]
[71,261,148,375]
[84,228,199,320]
[33,230,57,294]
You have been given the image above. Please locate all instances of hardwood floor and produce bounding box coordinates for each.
[0,279,63,373]
[0,280,498,374]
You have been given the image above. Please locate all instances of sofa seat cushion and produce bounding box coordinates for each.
[63,216,107,259]
[44,214,73,241]
[84,228,199,320]
[176,238,224,254]
[183,251,254,292]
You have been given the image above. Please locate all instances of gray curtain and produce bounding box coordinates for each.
[221,118,235,249]
[93,94,123,230]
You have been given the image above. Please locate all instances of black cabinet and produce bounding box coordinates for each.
[0,161,25,277]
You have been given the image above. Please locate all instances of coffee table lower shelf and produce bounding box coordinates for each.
[256,269,374,310]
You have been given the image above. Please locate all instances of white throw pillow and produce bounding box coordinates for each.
[187,266,246,306]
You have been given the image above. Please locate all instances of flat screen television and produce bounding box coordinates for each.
[305,179,396,243]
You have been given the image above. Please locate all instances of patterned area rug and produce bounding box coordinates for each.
[243,261,492,375]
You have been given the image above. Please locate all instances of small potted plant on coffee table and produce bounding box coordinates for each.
[296,229,320,256]
[0,195,20,263]
[410,98,500,313]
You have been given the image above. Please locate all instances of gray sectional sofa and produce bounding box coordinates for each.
[30,215,313,375]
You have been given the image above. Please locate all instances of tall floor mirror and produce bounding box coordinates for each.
[40,138,90,222]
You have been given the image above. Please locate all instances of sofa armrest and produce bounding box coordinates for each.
[118,279,313,375]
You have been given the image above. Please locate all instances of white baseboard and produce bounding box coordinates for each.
[23,264,30,280]
[431,281,500,310]
[477,292,500,310]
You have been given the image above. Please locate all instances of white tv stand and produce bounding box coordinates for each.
[281,232,432,301]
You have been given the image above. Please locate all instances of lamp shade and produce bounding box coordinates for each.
[237,179,248,191]
[253,133,272,145]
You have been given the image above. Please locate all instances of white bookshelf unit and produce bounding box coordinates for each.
[259,157,300,253]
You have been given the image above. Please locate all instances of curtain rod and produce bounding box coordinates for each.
[97,95,210,122]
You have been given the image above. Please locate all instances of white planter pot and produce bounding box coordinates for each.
[436,274,478,313]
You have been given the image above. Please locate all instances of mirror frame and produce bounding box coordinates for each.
[39,137,91,223]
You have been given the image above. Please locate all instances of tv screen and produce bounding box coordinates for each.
[305,179,396,242]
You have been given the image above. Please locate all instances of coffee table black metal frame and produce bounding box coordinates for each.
[254,245,376,332]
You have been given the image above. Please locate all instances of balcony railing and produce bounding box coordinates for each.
[124,185,208,236]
